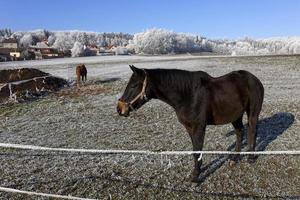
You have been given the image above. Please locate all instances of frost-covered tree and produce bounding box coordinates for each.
[132,29,176,54]
[71,42,84,57]
[49,31,132,53]
[0,29,13,41]
[211,36,300,55]
[52,32,74,51]
[131,28,206,54]
[47,35,56,46]
[19,34,33,48]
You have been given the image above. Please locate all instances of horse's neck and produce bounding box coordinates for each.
[151,75,192,109]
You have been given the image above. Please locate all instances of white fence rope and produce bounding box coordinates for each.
[1,143,300,155]
[0,186,97,200]
[8,75,52,85]
[0,143,299,199]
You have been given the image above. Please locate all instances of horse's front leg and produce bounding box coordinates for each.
[189,124,206,182]
[81,75,85,85]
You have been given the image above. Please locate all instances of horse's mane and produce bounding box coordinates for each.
[146,68,211,93]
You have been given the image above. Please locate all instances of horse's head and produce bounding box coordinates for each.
[117,65,149,117]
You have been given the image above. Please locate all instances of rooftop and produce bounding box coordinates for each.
[1,38,17,44]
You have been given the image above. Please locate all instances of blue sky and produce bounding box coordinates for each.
[1,0,300,39]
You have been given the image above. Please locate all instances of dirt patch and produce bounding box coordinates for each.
[0,68,49,83]
[57,84,111,98]
[0,68,68,104]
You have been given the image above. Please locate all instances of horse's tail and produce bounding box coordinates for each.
[246,72,264,118]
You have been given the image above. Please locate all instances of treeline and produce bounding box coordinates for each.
[129,29,300,55]
[127,28,212,54]
[1,28,300,56]
[214,37,300,55]
[0,29,13,38]
[0,29,132,52]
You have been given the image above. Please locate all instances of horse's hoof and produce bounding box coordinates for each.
[190,176,199,183]
[190,171,200,183]
[247,155,257,163]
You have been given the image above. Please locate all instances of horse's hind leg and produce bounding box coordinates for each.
[230,116,244,162]
[83,74,87,84]
[246,75,264,162]
[246,102,261,162]
[247,113,259,162]
[77,74,81,87]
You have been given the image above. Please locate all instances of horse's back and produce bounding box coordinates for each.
[213,70,263,96]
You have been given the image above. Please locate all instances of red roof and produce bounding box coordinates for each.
[1,38,17,43]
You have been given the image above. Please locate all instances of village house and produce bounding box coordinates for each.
[86,44,100,55]
[0,38,18,48]
[97,44,117,55]
[28,40,63,60]
[0,38,21,61]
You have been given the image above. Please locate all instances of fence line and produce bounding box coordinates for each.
[0,186,97,200]
[7,75,51,87]
[1,143,300,155]
[1,143,299,199]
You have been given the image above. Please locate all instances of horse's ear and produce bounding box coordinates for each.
[129,65,136,72]
[129,65,144,76]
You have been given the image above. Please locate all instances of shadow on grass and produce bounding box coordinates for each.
[198,112,295,185]
[93,77,120,84]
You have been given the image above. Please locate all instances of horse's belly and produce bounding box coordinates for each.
[210,105,245,125]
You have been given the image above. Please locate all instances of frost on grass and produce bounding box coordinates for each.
[0,55,299,199]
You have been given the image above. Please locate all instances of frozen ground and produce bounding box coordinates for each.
[0,54,287,80]
[0,55,299,199]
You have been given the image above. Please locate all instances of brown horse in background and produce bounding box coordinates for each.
[76,64,87,86]
[117,65,264,182]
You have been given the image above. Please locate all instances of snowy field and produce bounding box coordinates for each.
[0,55,299,199]
[0,54,237,80]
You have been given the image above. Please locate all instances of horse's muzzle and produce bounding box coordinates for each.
[117,101,130,117]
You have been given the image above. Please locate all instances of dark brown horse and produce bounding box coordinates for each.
[76,64,87,86]
[117,65,264,182]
